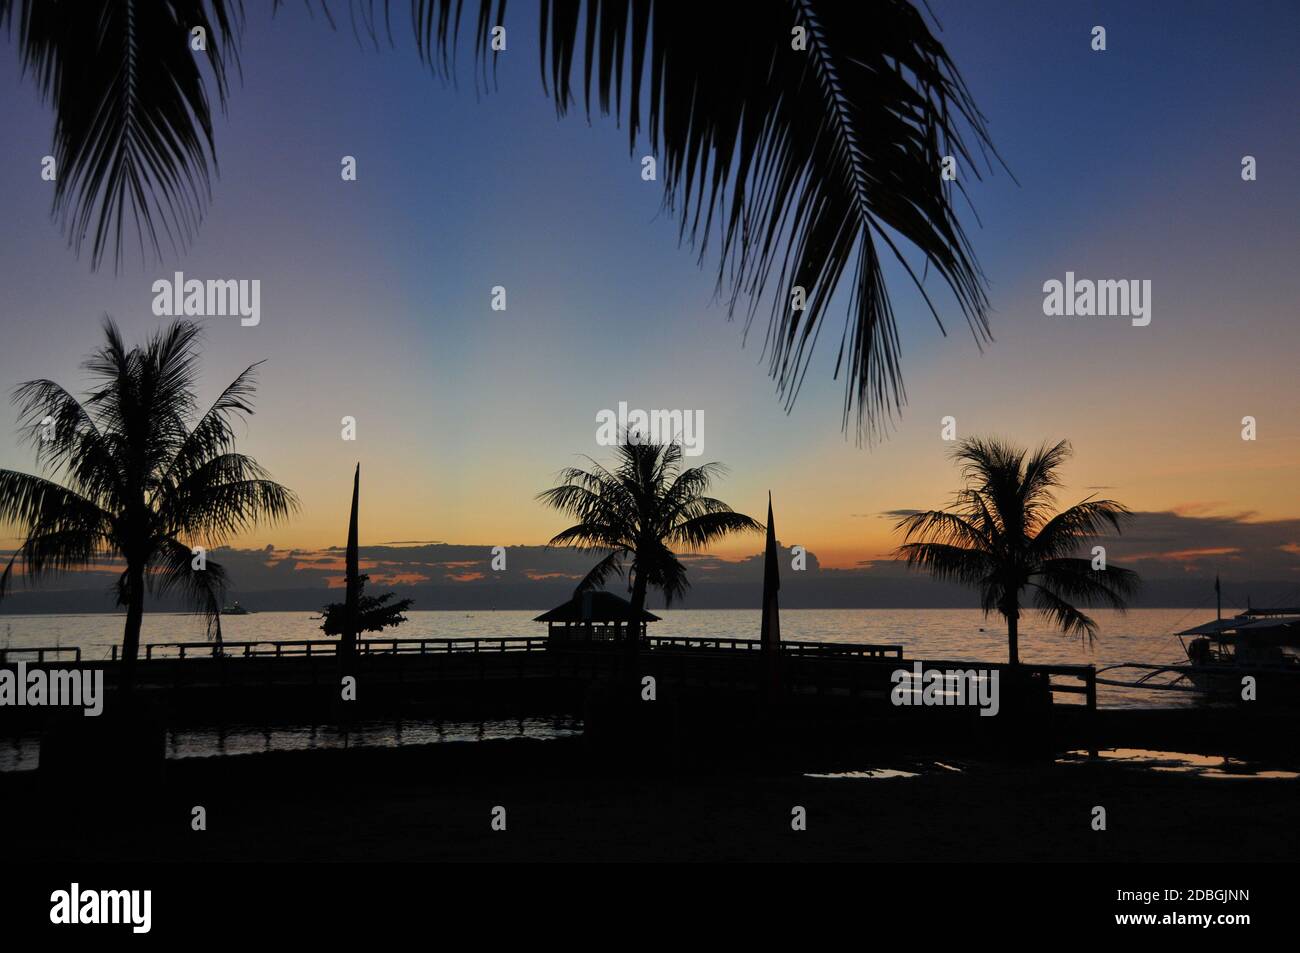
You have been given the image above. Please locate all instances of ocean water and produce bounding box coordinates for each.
[0,608,1222,771]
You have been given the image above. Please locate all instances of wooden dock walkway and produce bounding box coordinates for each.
[1,636,1097,737]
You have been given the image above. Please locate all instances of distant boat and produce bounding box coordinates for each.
[221,602,253,615]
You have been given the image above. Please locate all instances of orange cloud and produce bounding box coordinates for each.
[1163,547,1241,562]
[1170,501,1228,517]
[368,571,431,586]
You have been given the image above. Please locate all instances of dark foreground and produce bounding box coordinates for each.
[4,735,1298,862]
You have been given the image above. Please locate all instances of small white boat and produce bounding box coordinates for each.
[221,602,253,615]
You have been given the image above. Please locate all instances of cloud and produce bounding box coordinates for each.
[1169,501,1230,517]
[3,510,1299,611]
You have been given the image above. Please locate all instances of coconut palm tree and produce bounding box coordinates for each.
[538,440,760,643]
[0,318,298,693]
[0,0,1001,441]
[894,438,1139,665]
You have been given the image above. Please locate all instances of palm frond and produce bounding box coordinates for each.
[329,0,1000,440]
[546,521,629,552]
[1035,557,1140,609]
[573,548,626,594]
[1030,498,1132,561]
[160,360,265,486]
[894,541,992,588]
[667,510,762,551]
[10,377,124,510]
[11,0,998,437]
[162,470,300,542]
[894,508,990,550]
[152,538,228,640]
[1019,439,1070,511]
[1,0,243,270]
[0,469,117,601]
[534,0,1000,440]
[641,542,688,605]
[0,470,114,551]
[1028,582,1099,644]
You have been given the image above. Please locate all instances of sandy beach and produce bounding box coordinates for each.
[5,736,1297,863]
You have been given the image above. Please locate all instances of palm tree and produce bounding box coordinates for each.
[316,464,413,658]
[1,0,1001,441]
[894,438,1139,665]
[538,440,760,644]
[0,318,298,694]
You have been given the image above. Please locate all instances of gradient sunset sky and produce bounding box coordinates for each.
[1,0,1298,572]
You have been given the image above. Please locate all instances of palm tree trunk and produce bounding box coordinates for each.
[627,565,648,660]
[1006,605,1020,667]
[119,561,146,699]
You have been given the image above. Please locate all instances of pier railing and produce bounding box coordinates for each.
[102,636,552,660]
[68,637,1096,718]
[0,646,82,663]
[96,635,906,661]
[15,637,1096,754]
[647,636,903,658]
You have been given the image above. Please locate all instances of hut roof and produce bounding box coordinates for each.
[533,591,661,623]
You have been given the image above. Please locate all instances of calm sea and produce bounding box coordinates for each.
[0,608,1221,770]
[0,606,1212,696]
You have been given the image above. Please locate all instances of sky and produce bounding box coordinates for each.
[1,1,1298,598]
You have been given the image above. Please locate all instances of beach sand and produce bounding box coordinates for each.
[4,736,1297,862]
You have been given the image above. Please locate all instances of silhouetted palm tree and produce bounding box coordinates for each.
[0,319,298,693]
[316,464,413,658]
[0,0,1001,440]
[894,438,1139,665]
[538,440,760,644]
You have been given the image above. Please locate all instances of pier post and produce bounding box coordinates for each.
[1085,666,1098,759]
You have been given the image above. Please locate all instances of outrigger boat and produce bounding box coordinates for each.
[1174,607,1300,693]
[1097,600,1300,701]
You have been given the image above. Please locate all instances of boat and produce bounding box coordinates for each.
[1094,571,1300,702]
[221,602,253,615]
[1096,605,1300,701]
[1174,607,1300,695]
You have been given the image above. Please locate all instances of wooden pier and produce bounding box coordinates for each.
[1,635,1095,701]
[1,636,1097,755]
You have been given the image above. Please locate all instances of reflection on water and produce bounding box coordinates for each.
[0,715,583,773]
[1058,747,1300,780]
[805,760,964,780]
[805,769,921,780]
